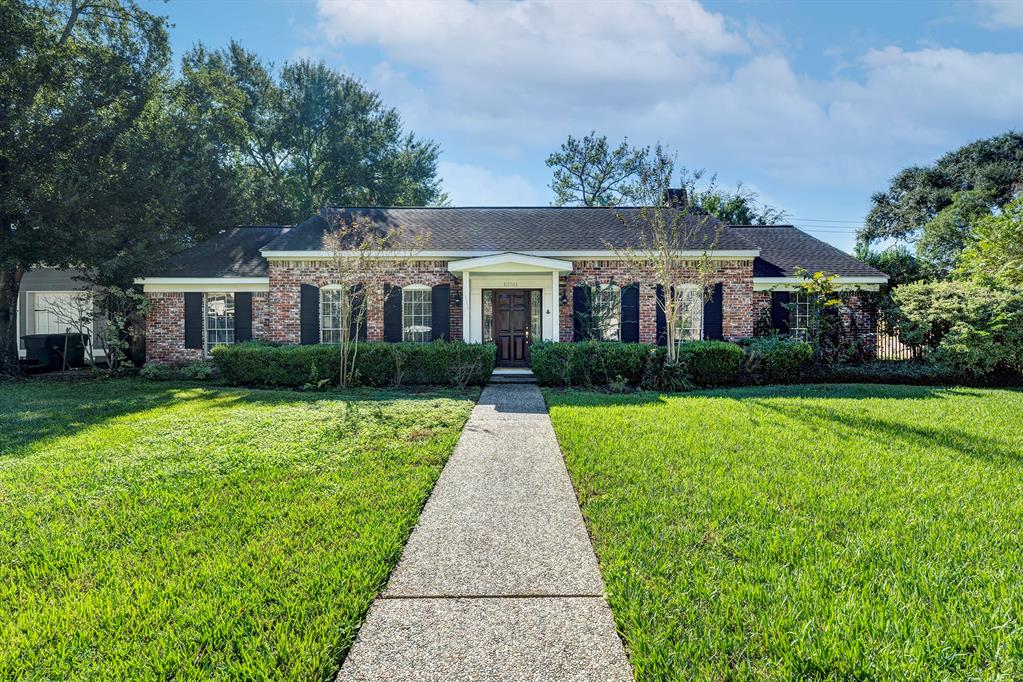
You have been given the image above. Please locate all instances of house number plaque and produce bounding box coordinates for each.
[502,281,518,287]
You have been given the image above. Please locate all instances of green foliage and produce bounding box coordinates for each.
[679,167,787,225]
[182,42,445,223]
[0,378,475,679]
[917,189,994,276]
[546,385,1023,679]
[861,132,1023,247]
[892,280,1023,376]
[744,336,813,385]
[805,361,1014,387]
[139,359,218,381]
[212,341,496,388]
[676,340,744,386]
[546,131,647,206]
[530,341,654,387]
[957,195,1023,287]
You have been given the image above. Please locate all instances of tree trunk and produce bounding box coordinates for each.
[0,266,25,377]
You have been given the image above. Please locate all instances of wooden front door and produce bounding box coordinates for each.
[494,290,531,367]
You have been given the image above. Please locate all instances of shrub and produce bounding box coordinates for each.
[676,340,744,386]
[139,359,217,382]
[744,336,813,385]
[211,341,496,388]
[893,281,1023,376]
[530,341,653,387]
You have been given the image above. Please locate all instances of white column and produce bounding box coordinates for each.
[551,270,560,342]
[462,271,471,342]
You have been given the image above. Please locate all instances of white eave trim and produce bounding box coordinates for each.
[261,249,760,260]
[753,276,888,291]
[447,252,574,273]
[135,276,269,292]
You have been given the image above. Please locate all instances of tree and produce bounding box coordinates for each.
[181,43,446,224]
[0,0,170,375]
[916,189,994,277]
[610,146,722,363]
[957,195,1023,288]
[325,214,425,388]
[678,168,786,225]
[547,132,647,206]
[859,132,1023,249]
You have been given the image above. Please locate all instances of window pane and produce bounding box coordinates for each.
[403,288,432,342]
[676,288,703,341]
[205,293,235,352]
[530,290,542,341]
[482,290,493,344]
[591,285,620,341]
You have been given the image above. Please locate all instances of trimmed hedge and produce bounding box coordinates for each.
[212,341,496,388]
[744,336,814,385]
[677,340,744,386]
[530,341,654,387]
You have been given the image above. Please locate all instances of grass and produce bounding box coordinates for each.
[0,377,478,681]
[544,384,1023,681]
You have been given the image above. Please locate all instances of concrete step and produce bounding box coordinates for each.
[489,375,538,384]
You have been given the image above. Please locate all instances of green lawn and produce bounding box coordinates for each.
[0,377,477,681]
[545,384,1023,681]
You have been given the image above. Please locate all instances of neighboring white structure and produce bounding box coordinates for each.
[16,267,106,359]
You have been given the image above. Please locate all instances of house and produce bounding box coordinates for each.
[15,267,107,361]
[137,207,888,367]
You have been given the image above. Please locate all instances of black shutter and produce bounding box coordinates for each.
[383,284,402,342]
[572,285,591,341]
[620,283,640,343]
[235,292,253,342]
[350,284,367,341]
[703,283,724,340]
[431,284,450,341]
[184,293,203,350]
[300,284,319,345]
[655,284,667,346]
[770,291,790,333]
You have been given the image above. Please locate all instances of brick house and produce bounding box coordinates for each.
[137,207,887,367]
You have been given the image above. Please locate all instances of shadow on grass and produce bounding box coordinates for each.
[541,383,1002,409]
[0,378,478,458]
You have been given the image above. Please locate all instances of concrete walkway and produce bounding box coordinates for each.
[337,384,632,681]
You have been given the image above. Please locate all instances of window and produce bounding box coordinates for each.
[790,293,812,339]
[530,290,542,340]
[482,289,494,344]
[205,293,235,351]
[403,286,432,342]
[591,284,621,341]
[677,287,703,341]
[320,288,343,344]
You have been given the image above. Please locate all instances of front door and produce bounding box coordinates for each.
[494,290,531,367]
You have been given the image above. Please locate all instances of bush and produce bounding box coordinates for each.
[139,359,217,382]
[805,360,1023,387]
[893,281,1023,376]
[212,341,496,388]
[676,340,744,386]
[744,336,813,385]
[530,341,653,387]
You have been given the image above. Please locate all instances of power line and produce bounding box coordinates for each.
[789,217,866,223]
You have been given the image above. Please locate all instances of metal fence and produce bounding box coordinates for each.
[874,318,923,361]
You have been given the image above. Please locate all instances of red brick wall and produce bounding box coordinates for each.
[267,259,463,343]
[750,289,877,357]
[558,259,755,342]
[144,292,203,364]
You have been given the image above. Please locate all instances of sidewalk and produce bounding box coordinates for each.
[336,383,632,681]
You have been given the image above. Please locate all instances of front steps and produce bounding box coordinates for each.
[490,368,537,384]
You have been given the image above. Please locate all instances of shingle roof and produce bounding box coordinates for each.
[263,207,754,252]
[729,225,887,278]
[147,226,290,277]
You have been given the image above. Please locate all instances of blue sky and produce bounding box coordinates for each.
[152,0,1023,252]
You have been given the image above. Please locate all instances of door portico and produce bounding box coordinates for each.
[447,253,573,351]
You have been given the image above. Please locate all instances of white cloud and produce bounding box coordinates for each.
[437,161,547,206]
[973,0,1023,29]
[314,0,1023,202]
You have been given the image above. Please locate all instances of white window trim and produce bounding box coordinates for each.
[676,284,704,342]
[591,283,622,342]
[320,285,344,344]
[402,284,433,342]
[203,292,236,354]
[26,290,106,356]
